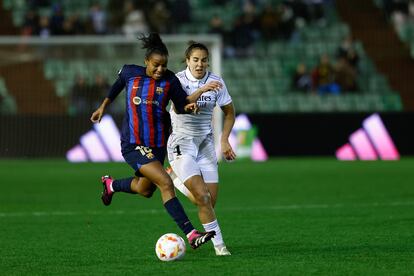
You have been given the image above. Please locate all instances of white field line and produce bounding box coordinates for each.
[0,201,413,218]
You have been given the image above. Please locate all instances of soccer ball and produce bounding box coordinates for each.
[155,233,186,261]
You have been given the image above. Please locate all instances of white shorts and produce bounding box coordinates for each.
[167,133,218,183]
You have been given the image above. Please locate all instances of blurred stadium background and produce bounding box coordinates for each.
[1,1,414,274]
[0,0,413,158]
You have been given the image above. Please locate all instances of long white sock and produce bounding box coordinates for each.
[203,219,224,247]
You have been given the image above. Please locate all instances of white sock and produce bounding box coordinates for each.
[203,219,224,247]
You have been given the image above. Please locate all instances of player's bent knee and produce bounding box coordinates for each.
[155,173,173,186]
[194,193,211,206]
[156,176,174,192]
[141,185,156,198]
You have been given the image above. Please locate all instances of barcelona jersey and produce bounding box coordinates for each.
[107,64,188,148]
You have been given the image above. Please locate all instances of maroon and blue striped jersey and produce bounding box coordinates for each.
[107,64,188,147]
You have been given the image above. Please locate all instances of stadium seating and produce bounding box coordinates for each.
[221,29,400,112]
[2,0,109,27]
[1,0,404,113]
[222,22,400,111]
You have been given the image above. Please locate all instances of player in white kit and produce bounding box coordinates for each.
[167,41,236,256]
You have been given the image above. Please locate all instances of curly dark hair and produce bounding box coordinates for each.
[138,33,169,60]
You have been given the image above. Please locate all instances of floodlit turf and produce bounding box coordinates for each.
[1,158,414,275]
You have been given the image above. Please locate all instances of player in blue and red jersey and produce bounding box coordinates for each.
[90,33,221,249]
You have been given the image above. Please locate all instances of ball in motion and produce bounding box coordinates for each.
[155,233,186,261]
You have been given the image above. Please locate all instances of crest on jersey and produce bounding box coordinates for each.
[133,96,141,105]
[156,86,163,94]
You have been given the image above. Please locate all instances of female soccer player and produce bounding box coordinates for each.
[90,33,220,249]
[166,41,236,256]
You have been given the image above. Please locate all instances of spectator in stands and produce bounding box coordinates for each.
[311,54,340,95]
[69,13,86,35]
[122,0,149,39]
[259,3,280,42]
[88,3,107,35]
[344,48,359,70]
[208,14,234,55]
[305,0,326,26]
[89,74,110,109]
[21,9,39,36]
[336,35,360,70]
[60,14,85,35]
[69,75,90,115]
[275,3,296,40]
[387,0,414,43]
[170,0,192,32]
[49,3,65,35]
[107,0,125,33]
[285,0,310,23]
[208,14,226,37]
[147,1,171,33]
[241,0,259,13]
[62,17,76,35]
[227,11,259,57]
[292,62,312,92]
[382,0,409,21]
[38,16,50,38]
[334,56,358,92]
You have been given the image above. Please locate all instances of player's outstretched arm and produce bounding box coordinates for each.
[90,98,111,123]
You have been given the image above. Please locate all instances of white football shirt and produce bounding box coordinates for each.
[170,67,232,137]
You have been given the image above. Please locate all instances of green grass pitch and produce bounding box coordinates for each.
[1,158,414,275]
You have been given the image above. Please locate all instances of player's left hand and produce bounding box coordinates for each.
[221,140,236,161]
[90,108,104,123]
[184,103,199,114]
[201,81,222,93]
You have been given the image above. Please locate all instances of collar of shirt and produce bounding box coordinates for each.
[185,67,210,85]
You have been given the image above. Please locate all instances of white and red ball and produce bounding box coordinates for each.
[155,233,186,261]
